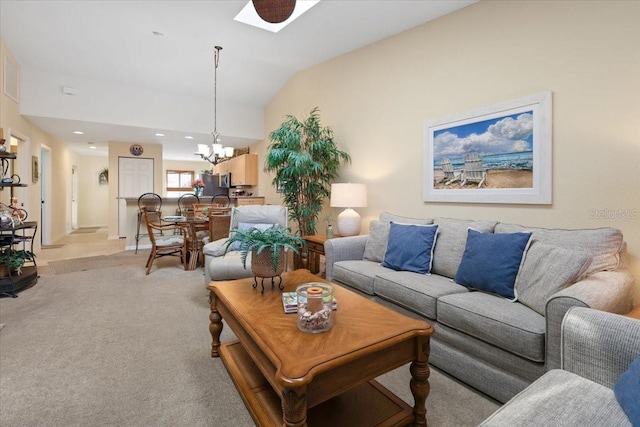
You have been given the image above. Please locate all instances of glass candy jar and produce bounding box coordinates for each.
[296,283,334,333]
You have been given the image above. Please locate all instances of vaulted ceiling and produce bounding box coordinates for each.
[1,0,475,160]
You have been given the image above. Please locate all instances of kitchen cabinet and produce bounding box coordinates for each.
[213,161,230,175]
[229,154,258,186]
[234,197,265,206]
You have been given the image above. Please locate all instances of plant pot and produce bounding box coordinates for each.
[0,264,20,277]
[251,248,285,278]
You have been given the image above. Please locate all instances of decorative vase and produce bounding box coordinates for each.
[326,224,333,239]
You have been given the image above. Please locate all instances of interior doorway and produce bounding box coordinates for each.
[40,146,52,245]
[71,166,78,229]
[118,157,154,237]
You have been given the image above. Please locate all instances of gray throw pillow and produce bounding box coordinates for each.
[495,223,622,275]
[515,240,592,315]
[363,220,388,262]
[431,218,497,279]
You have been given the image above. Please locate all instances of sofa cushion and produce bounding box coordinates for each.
[480,370,631,426]
[207,251,253,281]
[614,356,640,426]
[495,223,624,275]
[431,218,497,279]
[374,271,467,319]
[381,222,439,274]
[438,292,546,362]
[363,213,434,262]
[455,229,532,300]
[332,260,390,295]
[515,240,592,315]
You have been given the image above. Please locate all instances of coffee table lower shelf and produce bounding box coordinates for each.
[220,340,413,427]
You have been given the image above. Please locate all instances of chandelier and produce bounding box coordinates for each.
[195,45,234,165]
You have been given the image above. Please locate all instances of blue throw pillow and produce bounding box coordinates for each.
[614,356,640,425]
[382,222,439,274]
[454,229,532,300]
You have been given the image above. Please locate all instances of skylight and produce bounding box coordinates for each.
[234,0,321,33]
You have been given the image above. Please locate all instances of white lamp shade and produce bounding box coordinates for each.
[212,143,223,156]
[224,146,235,157]
[330,183,368,208]
[197,144,210,155]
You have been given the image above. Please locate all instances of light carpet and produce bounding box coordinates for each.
[0,256,499,426]
[47,250,154,275]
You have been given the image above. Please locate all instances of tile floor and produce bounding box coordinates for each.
[36,227,126,266]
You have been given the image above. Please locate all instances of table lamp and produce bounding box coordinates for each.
[330,183,368,237]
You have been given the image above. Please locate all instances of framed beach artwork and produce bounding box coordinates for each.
[423,91,552,204]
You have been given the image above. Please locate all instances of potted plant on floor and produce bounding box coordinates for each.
[223,225,306,292]
[0,249,35,276]
[265,107,351,236]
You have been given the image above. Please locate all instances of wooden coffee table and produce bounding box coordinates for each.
[207,269,434,426]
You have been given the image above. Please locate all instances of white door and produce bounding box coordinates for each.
[118,157,154,237]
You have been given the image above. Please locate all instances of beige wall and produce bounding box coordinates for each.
[77,156,109,227]
[261,1,640,301]
[1,39,77,249]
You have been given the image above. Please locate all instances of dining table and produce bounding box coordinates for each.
[162,215,209,271]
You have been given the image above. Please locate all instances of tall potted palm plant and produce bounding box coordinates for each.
[265,107,351,236]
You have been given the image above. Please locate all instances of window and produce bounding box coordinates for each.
[166,170,194,192]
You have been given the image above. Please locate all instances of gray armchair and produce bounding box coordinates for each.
[202,204,288,283]
[480,307,640,426]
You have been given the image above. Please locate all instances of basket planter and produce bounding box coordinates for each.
[251,248,286,278]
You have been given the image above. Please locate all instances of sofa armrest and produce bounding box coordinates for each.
[545,270,635,370]
[561,306,640,388]
[324,235,368,281]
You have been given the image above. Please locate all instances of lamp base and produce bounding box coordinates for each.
[337,208,361,237]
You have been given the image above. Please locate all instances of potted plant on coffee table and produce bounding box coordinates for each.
[223,225,306,293]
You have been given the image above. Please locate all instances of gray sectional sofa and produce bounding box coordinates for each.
[324,212,635,403]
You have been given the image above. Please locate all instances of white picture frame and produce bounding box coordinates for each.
[423,91,552,204]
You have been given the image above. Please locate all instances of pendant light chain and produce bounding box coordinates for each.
[213,46,222,142]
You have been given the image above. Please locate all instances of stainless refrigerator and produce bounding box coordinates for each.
[202,173,228,197]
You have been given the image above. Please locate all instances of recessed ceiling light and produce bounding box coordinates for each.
[87,142,96,149]
[234,0,321,33]
[155,133,165,137]
[73,131,84,135]
[185,136,194,140]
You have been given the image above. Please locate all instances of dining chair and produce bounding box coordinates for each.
[211,194,231,207]
[141,207,186,275]
[135,193,163,254]
[178,193,199,217]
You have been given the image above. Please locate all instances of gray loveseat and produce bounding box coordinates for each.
[481,307,640,426]
[324,212,635,403]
